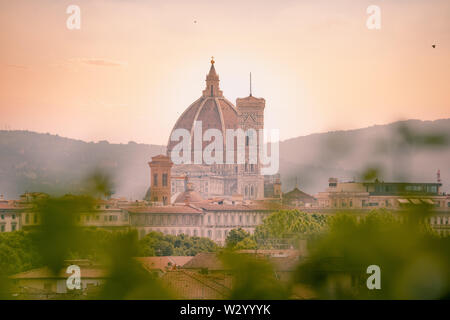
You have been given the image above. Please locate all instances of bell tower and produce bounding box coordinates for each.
[149,154,173,205]
[236,75,265,200]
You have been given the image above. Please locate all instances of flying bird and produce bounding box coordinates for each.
[432,44,436,48]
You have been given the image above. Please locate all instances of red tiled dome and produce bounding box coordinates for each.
[167,60,238,157]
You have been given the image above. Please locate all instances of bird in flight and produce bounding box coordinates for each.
[432,44,436,48]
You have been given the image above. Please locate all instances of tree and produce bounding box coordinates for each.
[295,210,450,299]
[254,210,326,248]
[0,231,43,276]
[234,237,258,250]
[225,228,251,249]
[138,232,173,256]
[138,232,217,256]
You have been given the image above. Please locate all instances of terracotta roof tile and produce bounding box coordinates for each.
[182,252,225,270]
[135,256,193,272]
[126,205,202,214]
[10,266,109,279]
[198,202,286,212]
[161,270,232,299]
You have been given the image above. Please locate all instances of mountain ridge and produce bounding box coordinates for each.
[0,118,449,199]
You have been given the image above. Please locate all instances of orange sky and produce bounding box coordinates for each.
[0,0,449,145]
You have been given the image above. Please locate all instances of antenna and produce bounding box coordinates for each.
[249,72,252,96]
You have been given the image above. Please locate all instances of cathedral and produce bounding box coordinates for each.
[149,58,270,205]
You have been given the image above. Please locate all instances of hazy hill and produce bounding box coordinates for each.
[279,119,450,194]
[0,131,165,199]
[0,118,449,199]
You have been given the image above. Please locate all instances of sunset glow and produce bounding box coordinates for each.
[1,0,449,144]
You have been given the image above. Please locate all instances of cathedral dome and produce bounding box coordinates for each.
[173,182,204,204]
[167,58,238,157]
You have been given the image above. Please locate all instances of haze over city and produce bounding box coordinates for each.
[1,0,449,145]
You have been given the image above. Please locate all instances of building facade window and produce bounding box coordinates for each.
[162,173,168,186]
[153,174,158,186]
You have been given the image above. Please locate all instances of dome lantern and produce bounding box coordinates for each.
[202,57,223,98]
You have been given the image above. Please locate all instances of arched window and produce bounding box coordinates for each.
[207,230,212,238]
[250,186,254,197]
[245,186,248,196]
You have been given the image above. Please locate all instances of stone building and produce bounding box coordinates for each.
[315,178,450,236]
[148,154,173,205]
[128,199,283,245]
[162,58,267,201]
[316,178,447,210]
